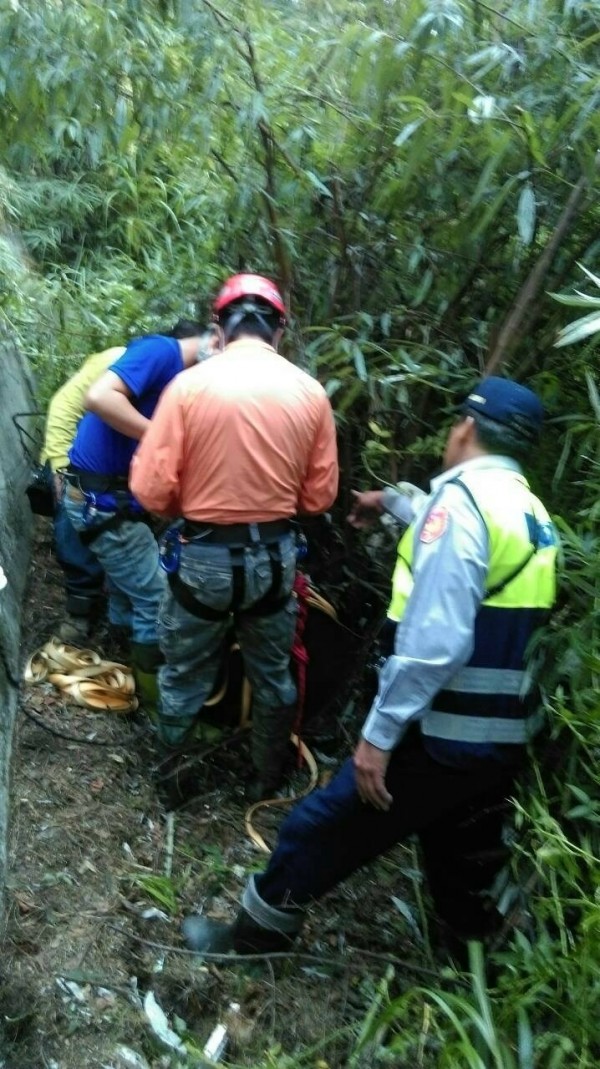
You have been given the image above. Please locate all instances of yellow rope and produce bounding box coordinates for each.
[244,734,320,854]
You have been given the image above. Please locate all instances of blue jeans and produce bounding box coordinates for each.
[158,535,298,746]
[54,496,105,601]
[255,731,519,935]
[63,490,166,643]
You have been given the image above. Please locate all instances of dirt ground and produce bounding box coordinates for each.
[3,519,429,1069]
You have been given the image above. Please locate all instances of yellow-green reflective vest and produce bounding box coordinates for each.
[388,467,557,748]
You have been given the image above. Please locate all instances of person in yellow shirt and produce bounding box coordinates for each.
[42,347,126,480]
[41,346,125,642]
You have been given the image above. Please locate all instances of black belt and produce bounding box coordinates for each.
[66,466,130,494]
[182,519,291,545]
[79,509,151,546]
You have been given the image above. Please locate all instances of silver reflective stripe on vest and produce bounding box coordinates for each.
[444,666,530,696]
[421,708,545,744]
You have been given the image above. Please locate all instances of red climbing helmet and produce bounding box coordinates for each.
[213,273,287,322]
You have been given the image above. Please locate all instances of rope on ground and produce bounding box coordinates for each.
[23,638,138,713]
[244,734,320,853]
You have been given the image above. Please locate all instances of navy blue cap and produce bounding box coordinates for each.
[463,376,544,440]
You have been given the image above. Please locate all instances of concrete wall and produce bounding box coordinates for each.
[0,329,37,932]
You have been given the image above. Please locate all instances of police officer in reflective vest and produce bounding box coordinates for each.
[182,376,558,957]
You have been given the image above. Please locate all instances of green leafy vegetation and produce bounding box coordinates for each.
[3,0,600,1064]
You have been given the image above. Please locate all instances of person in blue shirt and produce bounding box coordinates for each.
[63,321,215,701]
[181,377,558,961]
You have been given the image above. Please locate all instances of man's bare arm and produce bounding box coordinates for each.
[85,371,150,440]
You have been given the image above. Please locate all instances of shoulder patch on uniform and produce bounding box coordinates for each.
[420,506,449,543]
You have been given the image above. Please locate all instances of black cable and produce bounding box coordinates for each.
[20,705,148,747]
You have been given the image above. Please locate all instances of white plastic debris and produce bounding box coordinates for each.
[203,1003,241,1063]
[0,565,6,591]
[102,1046,151,1069]
[141,907,170,921]
[203,1023,228,1063]
[56,977,87,1003]
[143,990,185,1052]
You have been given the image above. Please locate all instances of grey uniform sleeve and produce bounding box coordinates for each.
[362,482,489,750]
[382,484,427,526]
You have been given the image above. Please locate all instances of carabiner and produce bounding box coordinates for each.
[82,492,98,525]
[159,527,182,574]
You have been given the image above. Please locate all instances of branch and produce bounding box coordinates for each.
[240,28,292,295]
[199,0,236,29]
[107,923,444,978]
[210,149,238,184]
[485,169,592,376]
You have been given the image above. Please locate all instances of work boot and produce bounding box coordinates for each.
[58,614,92,645]
[182,875,304,956]
[153,743,202,809]
[247,703,297,803]
[104,623,132,659]
[181,915,237,954]
[59,591,104,644]
[130,641,163,720]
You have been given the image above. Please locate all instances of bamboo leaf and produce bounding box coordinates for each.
[390,895,423,941]
[517,109,547,167]
[549,293,600,309]
[305,170,332,198]
[325,377,343,398]
[554,311,600,347]
[471,174,521,239]
[517,1007,534,1069]
[517,182,536,245]
[353,343,368,382]
[577,262,600,289]
[394,118,425,148]
[585,370,600,421]
[470,143,510,209]
[380,311,391,336]
[411,268,434,308]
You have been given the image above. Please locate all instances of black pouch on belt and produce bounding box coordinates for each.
[26,461,54,517]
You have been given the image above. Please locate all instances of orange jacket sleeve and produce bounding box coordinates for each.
[297,395,339,514]
[129,378,185,517]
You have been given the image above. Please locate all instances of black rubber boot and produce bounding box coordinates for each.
[231,907,298,953]
[247,703,297,802]
[182,876,304,956]
[181,915,237,955]
[58,614,93,645]
[59,592,99,644]
[153,741,204,809]
[65,592,101,618]
[104,623,132,660]
[181,910,296,955]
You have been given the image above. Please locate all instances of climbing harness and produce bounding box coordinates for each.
[165,519,292,621]
[63,468,152,547]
